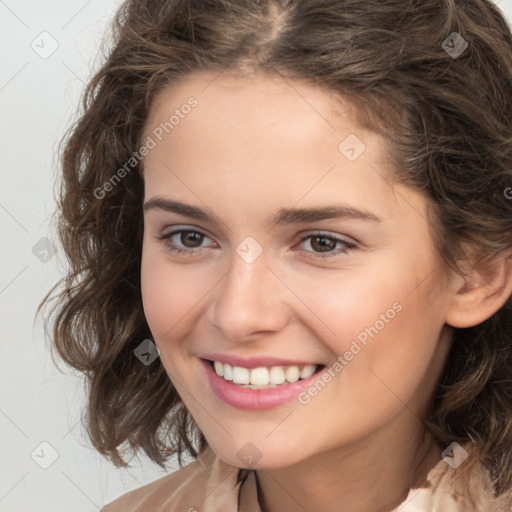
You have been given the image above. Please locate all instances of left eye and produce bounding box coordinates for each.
[296,233,357,258]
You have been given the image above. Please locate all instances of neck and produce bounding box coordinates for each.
[254,418,442,512]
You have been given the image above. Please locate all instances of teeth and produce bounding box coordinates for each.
[213,361,224,377]
[232,366,250,384]
[300,364,316,379]
[285,366,300,383]
[211,361,319,387]
[250,367,270,386]
[269,366,285,385]
[223,363,233,381]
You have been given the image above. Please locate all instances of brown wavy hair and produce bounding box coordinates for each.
[39,0,512,498]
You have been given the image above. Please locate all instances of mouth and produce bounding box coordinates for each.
[204,358,326,390]
[200,357,329,410]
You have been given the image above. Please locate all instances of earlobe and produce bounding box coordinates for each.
[445,253,512,329]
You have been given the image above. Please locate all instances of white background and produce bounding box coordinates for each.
[1,1,512,510]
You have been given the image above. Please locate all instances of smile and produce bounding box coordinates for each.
[211,360,320,389]
[200,358,327,410]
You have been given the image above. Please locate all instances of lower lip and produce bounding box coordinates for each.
[200,358,325,411]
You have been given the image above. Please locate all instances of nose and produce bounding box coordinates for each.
[206,247,292,341]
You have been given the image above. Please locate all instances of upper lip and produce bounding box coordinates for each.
[200,353,324,369]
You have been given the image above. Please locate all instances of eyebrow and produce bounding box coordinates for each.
[143,197,382,225]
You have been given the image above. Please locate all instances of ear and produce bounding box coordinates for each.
[445,249,512,328]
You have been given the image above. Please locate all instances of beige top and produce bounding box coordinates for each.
[101,443,511,512]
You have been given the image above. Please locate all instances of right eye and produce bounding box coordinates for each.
[158,228,217,255]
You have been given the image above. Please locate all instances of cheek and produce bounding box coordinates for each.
[140,244,219,345]
[290,258,445,395]
[140,245,192,342]
[140,248,201,378]
[290,263,408,352]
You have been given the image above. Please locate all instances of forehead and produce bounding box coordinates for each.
[140,70,416,225]
[144,70,386,163]
[145,69,359,140]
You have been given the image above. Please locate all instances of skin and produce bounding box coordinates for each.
[139,69,512,512]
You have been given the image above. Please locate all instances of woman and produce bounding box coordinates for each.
[40,0,512,510]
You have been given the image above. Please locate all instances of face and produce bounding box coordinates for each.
[140,69,454,469]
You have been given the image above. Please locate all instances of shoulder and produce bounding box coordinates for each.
[419,442,512,512]
[101,445,243,512]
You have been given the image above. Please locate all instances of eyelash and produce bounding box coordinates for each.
[158,229,357,259]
